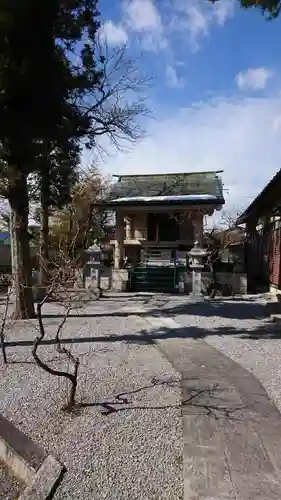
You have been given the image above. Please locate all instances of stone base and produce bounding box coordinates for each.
[111,269,129,292]
[191,268,204,296]
[269,284,281,296]
[180,271,247,295]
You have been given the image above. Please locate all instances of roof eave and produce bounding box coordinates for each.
[237,168,281,224]
[112,170,224,178]
[93,197,225,209]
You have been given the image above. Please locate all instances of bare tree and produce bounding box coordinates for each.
[29,228,99,411]
[32,296,80,411]
[74,40,152,155]
[219,206,244,229]
[204,208,246,297]
[0,284,12,364]
[35,40,151,296]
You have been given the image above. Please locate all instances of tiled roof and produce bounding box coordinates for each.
[109,171,224,201]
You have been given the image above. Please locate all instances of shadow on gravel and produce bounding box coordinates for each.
[4,318,281,351]
[155,299,267,321]
[41,312,135,318]
[40,296,267,321]
[40,300,265,321]
[79,377,247,421]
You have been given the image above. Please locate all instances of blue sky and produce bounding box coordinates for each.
[83,0,281,220]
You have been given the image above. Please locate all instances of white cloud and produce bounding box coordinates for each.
[97,92,281,214]
[184,5,209,47]
[165,64,185,88]
[99,20,128,46]
[125,0,161,31]
[123,0,167,51]
[213,0,235,25]
[170,0,235,51]
[119,0,234,54]
[236,68,273,91]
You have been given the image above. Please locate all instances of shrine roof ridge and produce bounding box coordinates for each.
[112,170,223,179]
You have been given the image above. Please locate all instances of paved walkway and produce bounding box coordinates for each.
[136,295,281,500]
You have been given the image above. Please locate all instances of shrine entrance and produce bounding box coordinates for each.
[147,213,180,242]
[130,261,181,293]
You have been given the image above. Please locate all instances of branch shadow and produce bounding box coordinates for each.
[78,377,248,421]
[3,315,281,353]
[39,296,268,321]
[151,298,267,321]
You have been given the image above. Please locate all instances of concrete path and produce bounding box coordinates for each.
[141,309,281,500]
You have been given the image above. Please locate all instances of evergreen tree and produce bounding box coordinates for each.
[0,1,102,317]
[211,0,281,18]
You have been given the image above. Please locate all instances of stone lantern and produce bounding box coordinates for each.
[84,243,104,296]
[188,241,207,297]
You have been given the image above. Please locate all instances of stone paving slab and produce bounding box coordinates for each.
[140,310,281,500]
[180,341,281,500]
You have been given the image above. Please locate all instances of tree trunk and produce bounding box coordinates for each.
[40,167,50,287]
[9,174,35,319]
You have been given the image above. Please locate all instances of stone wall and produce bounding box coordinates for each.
[180,271,247,295]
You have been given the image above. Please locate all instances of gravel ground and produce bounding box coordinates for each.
[157,294,281,413]
[0,460,24,500]
[0,296,183,500]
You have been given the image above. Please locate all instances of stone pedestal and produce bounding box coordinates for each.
[125,216,133,240]
[84,263,101,289]
[188,241,207,297]
[192,213,204,247]
[114,211,125,269]
[191,267,204,296]
[84,244,104,294]
[111,269,129,291]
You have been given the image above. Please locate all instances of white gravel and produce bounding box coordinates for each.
[160,295,281,413]
[0,297,183,500]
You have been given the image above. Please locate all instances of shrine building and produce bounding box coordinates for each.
[96,170,225,292]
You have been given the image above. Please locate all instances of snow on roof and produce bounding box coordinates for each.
[111,194,219,203]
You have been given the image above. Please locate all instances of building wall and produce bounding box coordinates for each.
[246,217,281,293]
[268,221,281,289]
